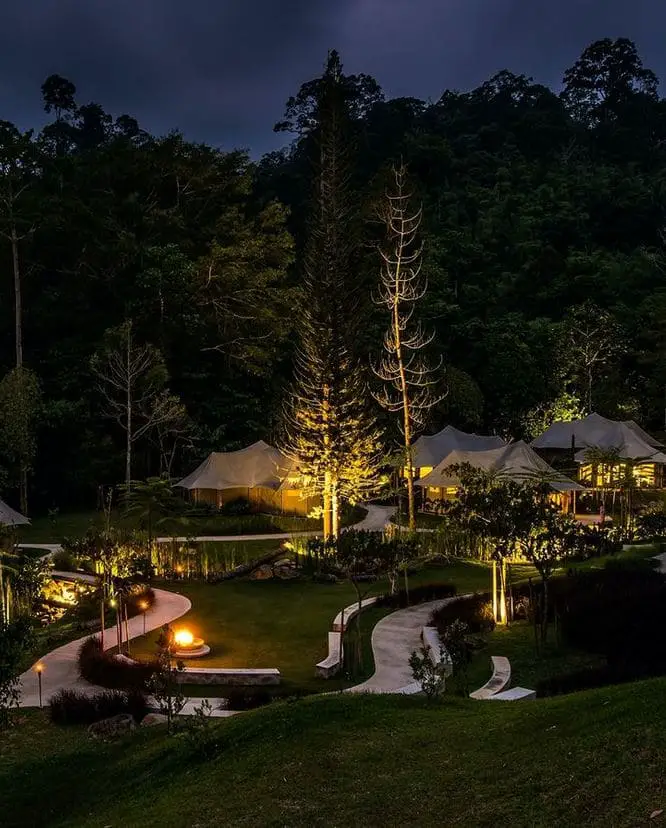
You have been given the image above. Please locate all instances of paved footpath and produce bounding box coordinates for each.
[347,597,458,694]
[344,504,395,532]
[18,585,191,707]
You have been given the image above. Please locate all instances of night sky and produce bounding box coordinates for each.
[1,0,663,157]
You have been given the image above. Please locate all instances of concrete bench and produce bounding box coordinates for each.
[488,687,536,701]
[333,597,379,632]
[469,656,511,700]
[316,597,379,679]
[421,626,453,677]
[315,632,343,678]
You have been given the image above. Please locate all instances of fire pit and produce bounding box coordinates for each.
[172,629,210,659]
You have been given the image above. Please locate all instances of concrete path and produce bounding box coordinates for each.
[345,504,395,533]
[154,531,317,543]
[18,543,62,556]
[655,552,666,573]
[18,585,191,708]
[51,570,98,584]
[347,596,458,694]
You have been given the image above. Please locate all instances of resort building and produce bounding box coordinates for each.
[531,413,666,489]
[409,425,507,484]
[175,440,317,515]
[415,440,583,511]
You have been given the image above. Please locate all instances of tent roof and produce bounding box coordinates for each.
[531,413,665,461]
[175,441,296,492]
[412,425,506,469]
[0,498,30,527]
[416,440,584,493]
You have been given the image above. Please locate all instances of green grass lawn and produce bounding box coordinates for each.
[462,620,606,695]
[126,560,500,693]
[18,506,368,544]
[4,679,666,827]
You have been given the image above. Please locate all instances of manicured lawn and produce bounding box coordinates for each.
[462,620,606,695]
[126,560,499,693]
[5,679,666,826]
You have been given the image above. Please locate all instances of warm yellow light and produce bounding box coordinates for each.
[174,629,194,648]
[175,564,184,574]
[139,600,149,611]
[35,663,44,674]
[109,598,117,608]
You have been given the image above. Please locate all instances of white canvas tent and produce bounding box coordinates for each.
[411,425,506,473]
[531,412,664,459]
[0,498,29,527]
[175,440,314,514]
[416,440,583,495]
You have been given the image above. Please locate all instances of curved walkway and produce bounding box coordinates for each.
[347,596,460,694]
[345,504,395,532]
[18,584,191,707]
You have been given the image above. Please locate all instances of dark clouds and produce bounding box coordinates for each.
[1,0,663,156]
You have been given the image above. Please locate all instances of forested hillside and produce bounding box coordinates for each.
[1,37,665,512]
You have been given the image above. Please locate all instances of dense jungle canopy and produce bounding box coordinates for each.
[1,37,666,512]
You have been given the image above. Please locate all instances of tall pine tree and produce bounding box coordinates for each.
[284,52,382,538]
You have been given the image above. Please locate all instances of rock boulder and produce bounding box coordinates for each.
[88,713,136,740]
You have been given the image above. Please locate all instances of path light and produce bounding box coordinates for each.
[35,663,44,709]
[172,628,210,659]
[140,599,149,635]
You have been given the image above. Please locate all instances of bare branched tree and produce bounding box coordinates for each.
[91,320,185,485]
[373,163,443,531]
[563,301,624,413]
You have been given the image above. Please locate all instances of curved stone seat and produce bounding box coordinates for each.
[332,597,379,632]
[315,632,343,678]
[421,626,453,677]
[469,655,511,700]
[316,597,380,678]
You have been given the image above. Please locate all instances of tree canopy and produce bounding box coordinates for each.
[1,37,666,511]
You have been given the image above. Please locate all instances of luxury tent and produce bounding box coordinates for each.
[0,498,29,527]
[416,440,584,511]
[531,413,666,489]
[410,425,507,480]
[175,440,317,515]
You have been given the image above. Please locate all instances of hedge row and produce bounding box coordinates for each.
[429,593,495,635]
[49,688,148,725]
[78,636,157,690]
[375,582,456,609]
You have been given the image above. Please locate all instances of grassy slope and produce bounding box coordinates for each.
[4,681,666,827]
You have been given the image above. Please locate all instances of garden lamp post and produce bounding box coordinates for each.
[35,663,43,709]
[140,599,149,635]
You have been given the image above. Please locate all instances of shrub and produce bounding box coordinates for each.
[429,593,495,635]
[124,586,156,617]
[554,566,666,672]
[409,646,448,700]
[49,688,148,725]
[636,510,666,540]
[219,497,252,516]
[51,549,76,571]
[78,636,157,690]
[376,582,457,609]
[224,686,275,710]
